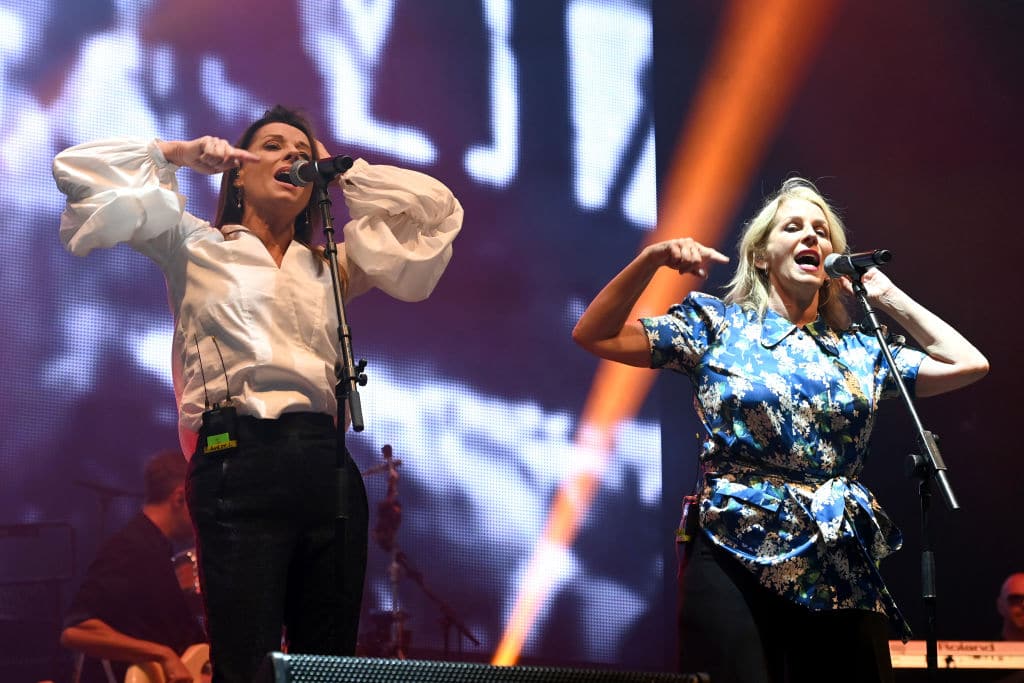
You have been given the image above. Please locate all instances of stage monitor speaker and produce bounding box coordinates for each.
[256,653,710,683]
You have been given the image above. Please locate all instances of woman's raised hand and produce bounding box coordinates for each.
[833,265,899,309]
[314,139,330,160]
[313,139,354,187]
[159,137,260,174]
[644,238,729,278]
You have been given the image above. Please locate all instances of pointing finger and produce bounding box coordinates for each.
[700,246,730,263]
[233,149,261,163]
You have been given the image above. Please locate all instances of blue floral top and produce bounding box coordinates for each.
[641,292,927,636]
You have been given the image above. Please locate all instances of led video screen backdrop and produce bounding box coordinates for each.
[0,0,673,669]
[9,1,1019,675]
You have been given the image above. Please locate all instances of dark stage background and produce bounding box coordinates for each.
[0,1,1020,681]
[655,0,1023,652]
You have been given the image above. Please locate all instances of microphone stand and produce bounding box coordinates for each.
[313,170,368,651]
[848,270,959,679]
[313,164,368,439]
[395,551,480,657]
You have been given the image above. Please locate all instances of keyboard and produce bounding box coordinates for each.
[889,640,1024,669]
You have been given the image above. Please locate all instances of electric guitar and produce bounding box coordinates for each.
[123,643,210,683]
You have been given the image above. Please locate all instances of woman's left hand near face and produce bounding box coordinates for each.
[314,139,330,160]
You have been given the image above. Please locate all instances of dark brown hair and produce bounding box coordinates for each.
[213,105,320,245]
[144,450,188,504]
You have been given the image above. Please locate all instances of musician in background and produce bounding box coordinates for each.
[61,451,206,683]
[998,573,1024,641]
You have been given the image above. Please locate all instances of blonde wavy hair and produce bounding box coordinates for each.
[723,178,851,330]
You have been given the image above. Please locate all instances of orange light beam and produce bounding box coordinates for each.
[493,0,842,666]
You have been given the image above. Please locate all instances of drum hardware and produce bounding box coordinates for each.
[74,479,142,538]
[361,444,479,658]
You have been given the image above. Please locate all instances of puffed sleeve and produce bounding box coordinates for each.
[340,158,463,302]
[639,292,728,373]
[53,138,199,265]
[876,336,928,401]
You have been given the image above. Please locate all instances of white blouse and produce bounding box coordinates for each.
[54,138,463,457]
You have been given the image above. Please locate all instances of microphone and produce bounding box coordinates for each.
[287,154,354,187]
[824,249,893,278]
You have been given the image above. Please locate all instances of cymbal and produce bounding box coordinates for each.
[74,479,142,498]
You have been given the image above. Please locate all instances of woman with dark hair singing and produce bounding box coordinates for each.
[573,178,987,683]
[54,105,463,683]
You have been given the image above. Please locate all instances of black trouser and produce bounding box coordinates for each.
[678,532,894,683]
[186,412,368,683]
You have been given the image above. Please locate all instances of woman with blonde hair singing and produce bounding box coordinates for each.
[573,178,987,682]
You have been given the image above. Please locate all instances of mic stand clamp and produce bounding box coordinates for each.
[313,174,368,440]
[848,271,959,679]
[315,174,368,440]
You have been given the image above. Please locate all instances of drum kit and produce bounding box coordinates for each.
[358,444,479,659]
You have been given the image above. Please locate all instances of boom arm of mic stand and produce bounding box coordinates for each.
[313,180,367,436]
